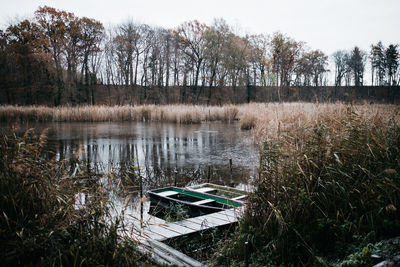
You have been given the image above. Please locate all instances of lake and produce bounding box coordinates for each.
[4,121,258,189]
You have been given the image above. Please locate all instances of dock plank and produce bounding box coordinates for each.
[185,217,221,228]
[147,239,204,267]
[144,225,181,240]
[160,222,198,235]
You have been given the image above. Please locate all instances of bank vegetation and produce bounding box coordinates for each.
[216,103,400,266]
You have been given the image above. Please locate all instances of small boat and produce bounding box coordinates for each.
[187,183,249,201]
[148,186,242,217]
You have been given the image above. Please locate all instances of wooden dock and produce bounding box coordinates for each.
[137,208,241,241]
[124,207,243,266]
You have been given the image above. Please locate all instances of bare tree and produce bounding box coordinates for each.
[173,20,209,93]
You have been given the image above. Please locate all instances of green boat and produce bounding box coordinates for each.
[148,186,242,217]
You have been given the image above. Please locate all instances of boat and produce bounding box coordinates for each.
[187,183,249,201]
[148,186,242,217]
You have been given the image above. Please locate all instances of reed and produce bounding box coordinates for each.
[0,104,239,123]
[1,103,397,127]
[0,130,153,266]
[216,104,400,266]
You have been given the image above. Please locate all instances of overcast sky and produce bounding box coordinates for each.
[1,0,399,55]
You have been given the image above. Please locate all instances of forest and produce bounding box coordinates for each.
[0,6,399,106]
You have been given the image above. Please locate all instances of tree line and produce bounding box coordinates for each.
[333,43,399,87]
[0,6,399,105]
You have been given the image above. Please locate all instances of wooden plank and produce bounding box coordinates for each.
[186,216,227,229]
[198,215,230,226]
[145,225,181,239]
[151,246,186,266]
[185,216,220,227]
[173,220,202,231]
[207,212,235,223]
[191,187,217,193]
[160,222,197,235]
[214,209,238,220]
[157,190,179,197]
[231,195,247,200]
[142,229,166,241]
[192,199,215,205]
[136,244,172,266]
[148,239,204,267]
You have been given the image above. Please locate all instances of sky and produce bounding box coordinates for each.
[0,0,399,56]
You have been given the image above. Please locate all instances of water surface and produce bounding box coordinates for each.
[5,121,258,187]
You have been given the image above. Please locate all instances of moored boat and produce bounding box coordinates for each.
[148,186,242,217]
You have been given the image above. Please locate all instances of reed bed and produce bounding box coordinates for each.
[0,130,153,266]
[0,104,239,123]
[216,103,400,266]
[1,103,397,129]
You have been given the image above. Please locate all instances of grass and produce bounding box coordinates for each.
[0,129,153,266]
[0,104,239,123]
[214,104,400,266]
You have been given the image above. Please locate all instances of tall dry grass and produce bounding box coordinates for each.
[0,130,153,266]
[1,103,397,129]
[0,104,239,123]
[216,103,400,266]
[237,102,400,141]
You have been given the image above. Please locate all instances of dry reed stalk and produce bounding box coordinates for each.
[0,103,398,129]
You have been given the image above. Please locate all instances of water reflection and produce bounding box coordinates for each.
[11,121,258,186]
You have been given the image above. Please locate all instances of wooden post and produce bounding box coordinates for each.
[174,169,178,187]
[135,145,143,228]
[229,158,233,183]
[245,241,249,267]
[139,169,143,228]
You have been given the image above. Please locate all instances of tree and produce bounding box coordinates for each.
[5,19,53,104]
[204,19,230,89]
[308,50,328,86]
[173,20,209,93]
[295,50,328,86]
[347,46,366,86]
[385,44,399,85]
[270,32,302,87]
[35,6,74,105]
[79,17,104,104]
[248,34,269,86]
[63,14,81,102]
[270,32,302,101]
[370,41,385,85]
